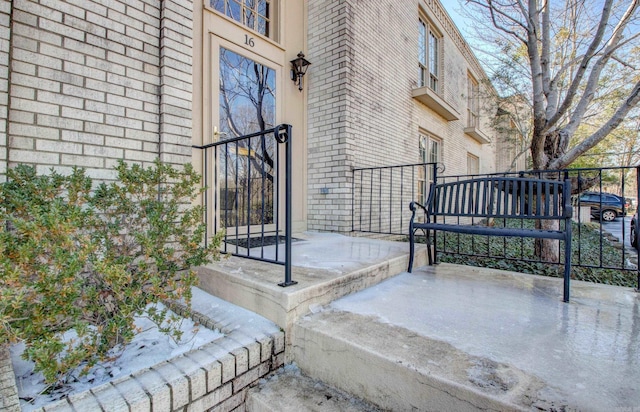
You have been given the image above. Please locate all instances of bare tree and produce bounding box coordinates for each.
[462,0,640,262]
[464,0,640,170]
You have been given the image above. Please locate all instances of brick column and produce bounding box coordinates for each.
[307,0,355,232]
[0,0,10,183]
[158,0,194,167]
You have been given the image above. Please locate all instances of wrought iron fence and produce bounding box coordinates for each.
[352,162,440,235]
[193,124,296,287]
[352,164,640,291]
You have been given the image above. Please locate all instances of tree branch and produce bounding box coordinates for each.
[563,0,639,138]
[541,0,551,99]
[541,0,615,135]
[550,80,640,169]
[470,0,529,44]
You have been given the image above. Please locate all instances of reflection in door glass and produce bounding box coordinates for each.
[219,47,276,228]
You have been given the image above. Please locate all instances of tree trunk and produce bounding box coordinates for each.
[531,130,566,264]
[535,220,561,263]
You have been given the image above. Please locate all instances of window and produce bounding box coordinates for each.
[418,133,442,202]
[467,153,479,175]
[467,75,479,128]
[419,17,440,92]
[211,0,271,37]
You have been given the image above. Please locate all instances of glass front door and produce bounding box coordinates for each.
[217,47,277,229]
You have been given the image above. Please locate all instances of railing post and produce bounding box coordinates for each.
[432,162,439,264]
[351,169,355,232]
[563,169,571,302]
[636,166,640,292]
[279,124,297,287]
[203,149,209,247]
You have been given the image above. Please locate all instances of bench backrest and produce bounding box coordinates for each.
[427,177,573,220]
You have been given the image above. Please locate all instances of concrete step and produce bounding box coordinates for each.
[197,233,428,349]
[292,309,566,412]
[246,364,382,412]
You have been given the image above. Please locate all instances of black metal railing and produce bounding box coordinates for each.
[192,124,296,287]
[352,162,441,235]
[352,163,640,291]
[435,167,640,290]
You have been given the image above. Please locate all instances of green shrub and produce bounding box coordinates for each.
[0,160,222,385]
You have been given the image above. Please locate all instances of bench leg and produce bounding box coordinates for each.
[563,236,571,303]
[408,226,415,272]
[426,230,434,265]
[409,228,434,272]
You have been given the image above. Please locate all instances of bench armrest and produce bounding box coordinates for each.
[409,201,430,223]
[409,201,427,213]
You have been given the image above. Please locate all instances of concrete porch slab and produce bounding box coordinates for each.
[196,232,426,339]
[295,263,640,411]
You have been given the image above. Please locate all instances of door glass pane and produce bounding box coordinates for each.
[219,47,276,227]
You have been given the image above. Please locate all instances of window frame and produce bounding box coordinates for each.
[418,133,442,203]
[209,0,275,40]
[418,15,441,93]
[467,74,479,129]
[467,152,479,176]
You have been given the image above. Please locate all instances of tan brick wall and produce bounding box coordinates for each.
[0,346,19,412]
[1,0,193,182]
[307,0,499,232]
[0,0,9,184]
[159,0,193,167]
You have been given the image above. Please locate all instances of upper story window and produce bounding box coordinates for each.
[211,0,271,37]
[467,74,479,128]
[418,17,440,93]
[467,153,479,175]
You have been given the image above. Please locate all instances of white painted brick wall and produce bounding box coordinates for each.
[1,0,194,182]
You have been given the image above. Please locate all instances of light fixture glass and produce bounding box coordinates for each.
[290,52,311,92]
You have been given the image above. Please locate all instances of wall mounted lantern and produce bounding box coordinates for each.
[290,51,311,92]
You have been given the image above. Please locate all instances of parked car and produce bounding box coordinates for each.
[632,213,638,249]
[578,192,627,222]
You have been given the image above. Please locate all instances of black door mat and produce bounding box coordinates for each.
[224,235,302,249]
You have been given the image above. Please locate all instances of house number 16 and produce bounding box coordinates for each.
[244,35,255,47]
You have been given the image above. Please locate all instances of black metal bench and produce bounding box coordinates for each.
[408,176,573,301]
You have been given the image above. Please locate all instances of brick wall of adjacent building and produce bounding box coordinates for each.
[0,0,193,182]
[307,0,498,232]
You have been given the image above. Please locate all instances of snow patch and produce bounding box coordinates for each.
[12,301,223,411]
